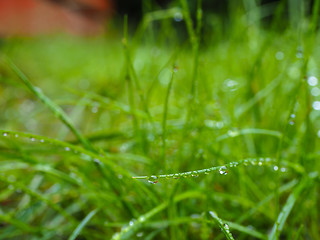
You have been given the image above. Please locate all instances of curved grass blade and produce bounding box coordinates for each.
[68,208,99,240]
[0,130,131,179]
[208,211,235,240]
[216,128,282,142]
[5,58,93,151]
[225,221,266,240]
[0,161,81,185]
[268,172,318,240]
[133,157,275,181]
[111,191,204,240]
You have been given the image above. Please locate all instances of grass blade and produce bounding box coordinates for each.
[68,208,99,240]
[5,58,94,151]
[111,191,204,240]
[268,172,318,240]
[208,211,235,240]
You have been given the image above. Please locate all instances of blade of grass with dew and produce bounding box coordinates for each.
[268,172,318,240]
[215,128,283,142]
[111,191,204,240]
[66,88,148,119]
[5,58,94,151]
[208,211,235,240]
[0,161,81,185]
[133,157,275,181]
[0,130,132,179]
[68,208,99,240]
[1,131,161,216]
[224,221,266,240]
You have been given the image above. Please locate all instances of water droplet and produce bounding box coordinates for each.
[91,106,98,113]
[290,114,296,118]
[147,175,158,184]
[173,173,180,179]
[118,174,123,179]
[191,171,199,177]
[258,161,263,166]
[129,219,135,226]
[174,11,183,22]
[93,158,101,164]
[216,121,224,129]
[136,232,144,237]
[223,79,239,92]
[244,159,249,166]
[311,87,320,96]
[40,139,44,143]
[30,138,35,142]
[317,130,320,138]
[81,153,92,161]
[65,147,70,151]
[224,223,230,230]
[205,120,215,128]
[219,166,228,175]
[307,76,318,86]
[280,167,286,172]
[228,130,239,137]
[296,47,303,58]
[273,166,279,171]
[275,51,284,60]
[312,101,320,110]
[14,134,19,138]
[3,132,8,137]
[289,120,295,125]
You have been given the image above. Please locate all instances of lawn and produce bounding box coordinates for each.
[0,0,320,239]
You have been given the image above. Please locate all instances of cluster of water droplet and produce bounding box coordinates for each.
[307,76,320,111]
[143,157,277,184]
[204,120,224,129]
[289,113,296,125]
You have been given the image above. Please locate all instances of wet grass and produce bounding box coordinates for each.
[0,0,320,239]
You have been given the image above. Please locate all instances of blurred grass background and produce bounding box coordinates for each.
[0,0,320,239]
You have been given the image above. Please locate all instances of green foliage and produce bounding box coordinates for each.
[0,0,320,239]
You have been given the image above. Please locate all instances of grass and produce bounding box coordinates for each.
[0,0,320,239]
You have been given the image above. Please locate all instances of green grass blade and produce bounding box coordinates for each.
[208,211,235,240]
[111,191,204,240]
[225,221,266,239]
[68,208,99,240]
[268,172,318,240]
[5,58,94,151]
[133,157,275,181]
